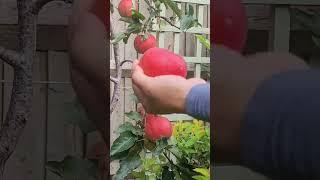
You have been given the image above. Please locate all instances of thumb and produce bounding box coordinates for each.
[131,60,151,88]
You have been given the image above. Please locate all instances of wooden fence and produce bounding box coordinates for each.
[0,0,318,179]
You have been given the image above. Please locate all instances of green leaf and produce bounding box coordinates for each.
[162,166,175,180]
[125,111,142,121]
[187,4,194,16]
[132,171,146,179]
[123,34,130,44]
[312,35,320,48]
[47,156,99,180]
[162,0,181,18]
[110,131,138,156]
[63,99,97,134]
[111,149,130,161]
[179,5,202,31]
[291,8,320,36]
[118,122,144,136]
[46,161,63,177]
[132,10,146,21]
[195,34,210,50]
[152,138,169,155]
[154,0,161,9]
[127,141,144,157]
[119,17,134,23]
[111,33,126,44]
[127,22,143,34]
[144,139,157,151]
[114,154,142,180]
[193,168,209,177]
[110,1,114,13]
[192,175,208,180]
[180,15,194,31]
[130,94,139,103]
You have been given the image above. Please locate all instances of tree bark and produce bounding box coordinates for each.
[0,0,71,178]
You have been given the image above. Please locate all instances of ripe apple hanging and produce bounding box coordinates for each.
[144,114,173,142]
[134,34,157,54]
[118,0,137,17]
[212,0,248,52]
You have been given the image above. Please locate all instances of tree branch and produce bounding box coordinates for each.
[0,0,35,177]
[110,15,122,114]
[0,47,22,68]
[110,76,118,84]
[30,0,73,14]
[158,16,179,29]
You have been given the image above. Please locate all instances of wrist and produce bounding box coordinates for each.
[184,83,210,120]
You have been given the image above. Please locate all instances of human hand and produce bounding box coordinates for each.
[131,60,206,114]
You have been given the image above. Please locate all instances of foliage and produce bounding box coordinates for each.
[62,98,97,134]
[195,34,210,80]
[111,0,201,45]
[46,156,99,180]
[192,168,210,180]
[291,8,320,49]
[172,120,210,168]
[132,155,167,179]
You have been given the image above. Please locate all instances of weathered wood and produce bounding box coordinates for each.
[46,51,77,180]
[3,52,47,180]
[243,0,320,5]
[0,0,71,25]
[0,25,68,51]
[124,78,136,121]
[271,6,291,51]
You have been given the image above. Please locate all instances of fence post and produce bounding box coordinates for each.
[269,5,291,52]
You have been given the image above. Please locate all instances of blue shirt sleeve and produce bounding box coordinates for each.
[242,70,320,179]
[185,83,210,121]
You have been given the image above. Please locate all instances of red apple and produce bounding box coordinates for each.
[212,0,248,52]
[134,34,157,54]
[145,114,173,142]
[118,0,137,17]
[138,47,187,78]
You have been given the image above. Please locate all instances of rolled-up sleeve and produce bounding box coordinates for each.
[185,83,210,121]
[242,70,320,180]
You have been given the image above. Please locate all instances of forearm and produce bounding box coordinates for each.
[185,83,210,121]
[242,70,320,179]
[68,1,107,90]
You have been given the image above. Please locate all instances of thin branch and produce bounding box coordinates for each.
[30,0,73,14]
[120,60,133,66]
[0,47,21,68]
[158,16,180,29]
[110,15,122,114]
[110,76,118,84]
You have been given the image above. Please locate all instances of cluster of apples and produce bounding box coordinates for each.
[118,0,157,54]
[117,0,248,141]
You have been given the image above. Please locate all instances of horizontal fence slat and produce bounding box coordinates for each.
[162,114,195,121]
[152,25,210,34]
[243,0,320,5]
[173,0,209,4]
